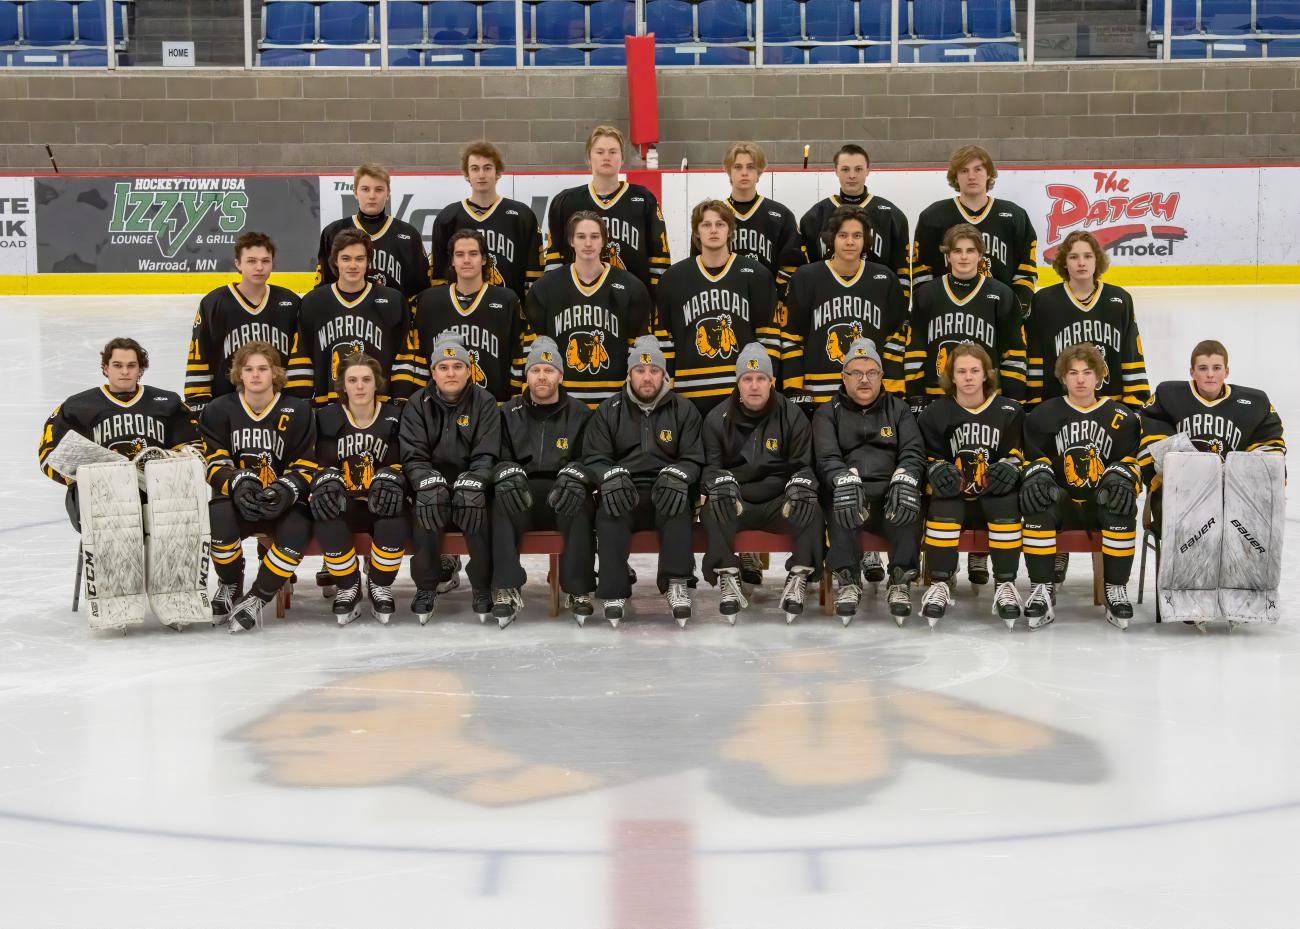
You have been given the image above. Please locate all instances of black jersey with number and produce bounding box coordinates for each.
[184,283,301,413]
[287,282,414,405]
[38,385,198,485]
[919,395,1025,496]
[410,283,527,401]
[1137,381,1285,486]
[525,263,652,408]
[799,191,911,289]
[315,401,402,498]
[316,212,431,305]
[199,391,317,497]
[429,196,543,303]
[543,181,672,291]
[1024,397,1140,500]
[778,259,909,403]
[912,196,1039,313]
[690,195,804,291]
[1026,282,1149,409]
[653,254,779,412]
[904,274,1027,404]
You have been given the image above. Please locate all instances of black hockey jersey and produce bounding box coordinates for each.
[184,283,301,413]
[702,391,816,504]
[543,181,671,291]
[39,385,198,485]
[315,401,403,498]
[1026,282,1149,409]
[399,382,502,487]
[500,388,592,480]
[779,259,909,402]
[410,283,527,401]
[799,191,911,291]
[1024,396,1140,501]
[653,254,779,412]
[690,195,804,291]
[912,196,1038,312]
[583,385,706,487]
[315,212,431,305]
[903,274,1027,404]
[199,391,317,497]
[287,282,415,405]
[525,263,653,409]
[918,395,1025,496]
[429,196,544,303]
[1137,381,1285,486]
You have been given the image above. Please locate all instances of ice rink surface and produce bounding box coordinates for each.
[3,288,1300,929]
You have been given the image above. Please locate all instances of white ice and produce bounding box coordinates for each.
[2,288,1299,929]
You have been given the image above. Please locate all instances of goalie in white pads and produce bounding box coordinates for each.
[37,337,206,630]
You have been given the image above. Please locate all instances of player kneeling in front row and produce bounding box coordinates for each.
[584,336,705,627]
[310,353,408,625]
[491,337,598,627]
[401,333,502,624]
[200,342,318,633]
[701,344,824,623]
[1021,343,1141,630]
[813,339,925,624]
[917,345,1026,629]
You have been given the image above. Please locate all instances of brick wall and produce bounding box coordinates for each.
[0,62,1296,171]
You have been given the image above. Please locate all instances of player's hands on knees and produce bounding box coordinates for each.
[781,475,818,528]
[452,474,488,533]
[310,468,348,521]
[257,479,297,521]
[984,459,1021,497]
[652,466,692,518]
[927,461,963,499]
[493,464,534,518]
[598,466,639,518]
[1019,462,1060,514]
[1096,464,1138,518]
[547,466,590,517]
[704,471,743,524]
[230,470,266,521]
[413,473,450,531]
[831,470,867,528]
[367,468,405,518]
[884,468,921,526]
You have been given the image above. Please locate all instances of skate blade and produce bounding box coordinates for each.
[1106,614,1130,631]
[574,614,586,627]
[676,615,689,629]
[1028,614,1054,630]
[337,608,360,627]
[785,613,797,625]
[1004,616,1017,630]
[372,609,391,625]
[498,615,514,629]
[477,613,490,624]
[608,617,620,628]
[723,614,737,626]
[927,614,940,630]
[840,614,853,627]
[417,614,432,626]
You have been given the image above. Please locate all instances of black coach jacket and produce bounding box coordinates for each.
[812,386,925,488]
[399,382,501,488]
[702,390,817,504]
[500,387,593,481]
[584,383,706,487]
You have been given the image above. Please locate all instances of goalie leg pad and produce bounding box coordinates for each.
[1157,452,1223,623]
[1219,451,1285,624]
[78,461,148,630]
[144,455,212,626]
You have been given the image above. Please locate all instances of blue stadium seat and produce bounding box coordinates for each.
[966,0,1014,38]
[804,0,854,41]
[318,1,371,44]
[590,0,633,42]
[697,0,748,42]
[859,0,904,40]
[481,0,516,43]
[1169,37,1210,56]
[590,45,626,64]
[389,45,424,65]
[864,42,913,61]
[532,45,586,64]
[425,44,474,64]
[387,1,425,44]
[535,0,585,43]
[917,41,977,61]
[426,1,475,43]
[809,43,859,62]
[0,3,19,44]
[66,46,108,65]
[646,0,694,42]
[264,1,315,44]
[1151,0,1198,35]
[316,46,372,65]
[655,43,695,64]
[11,48,66,64]
[1258,1,1300,33]
[1199,0,1252,35]
[1268,38,1300,55]
[762,44,805,63]
[911,0,964,40]
[25,1,76,46]
[699,44,750,62]
[761,0,802,42]
[75,0,128,44]
[259,47,313,65]
[479,44,517,65]
[974,40,1020,60]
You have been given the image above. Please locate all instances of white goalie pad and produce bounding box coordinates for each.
[45,429,124,480]
[1158,452,1223,624]
[1219,451,1285,624]
[1148,432,1197,476]
[143,454,212,627]
[78,460,148,630]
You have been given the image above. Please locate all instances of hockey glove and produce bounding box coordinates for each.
[230,470,266,522]
[703,470,744,524]
[1019,462,1061,514]
[927,461,963,499]
[451,475,488,534]
[367,468,405,518]
[493,464,533,518]
[984,459,1022,497]
[781,475,819,528]
[310,468,348,521]
[652,465,692,518]
[598,467,639,519]
[257,479,297,521]
[884,468,921,526]
[547,466,591,517]
[831,471,867,529]
[1096,464,1138,518]
[413,472,450,531]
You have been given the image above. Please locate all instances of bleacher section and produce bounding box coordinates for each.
[0,0,130,65]
[1151,0,1300,59]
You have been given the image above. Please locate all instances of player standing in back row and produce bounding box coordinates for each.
[912,145,1038,315]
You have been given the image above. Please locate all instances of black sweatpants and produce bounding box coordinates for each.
[700,495,824,585]
[491,477,596,595]
[1022,493,1136,586]
[923,492,1021,582]
[594,488,695,599]
[209,497,313,601]
[824,481,920,581]
[314,499,410,589]
[410,517,492,592]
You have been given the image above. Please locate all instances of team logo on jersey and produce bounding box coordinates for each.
[1063,444,1105,488]
[566,331,611,373]
[695,315,739,359]
[467,349,486,387]
[934,340,968,378]
[456,415,470,427]
[658,429,673,443]
[343,453,375,491]
[954,449,988,494]
[880,427,894,438]
[825,321,865,363]
[331,341,367,382]
[603,241,627,270]
[556,437,569,450]
[765,437,779,451]
[1193,438,1224,456]
[256,452,276,487]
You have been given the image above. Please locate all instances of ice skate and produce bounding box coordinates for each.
[718,569,748,623]
[1105,584,1133,630]
[667,578,692,627]
[739,552,764,587]
[861,551,885,584]
[604,598,626,627]
[411,588,437,626]
[228,594,264,634]
[472,588,492,624]
[834,568,861,625]
[992,581,1022,629]
[368,584,394,624]
[567,593,594,626]
[1054,553,1070,585]
[315,567,335,599]
[887,567,915,622]
[333,583,361,626]
[922,581,952,628]
[967,552,990,588]
[779,569,810,624]
[437,555,462,595]
[493,588,524,628]
[211,581,241,622]
[1025,583,1055,629]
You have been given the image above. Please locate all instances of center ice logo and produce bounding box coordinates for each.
[108,180,249,260]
